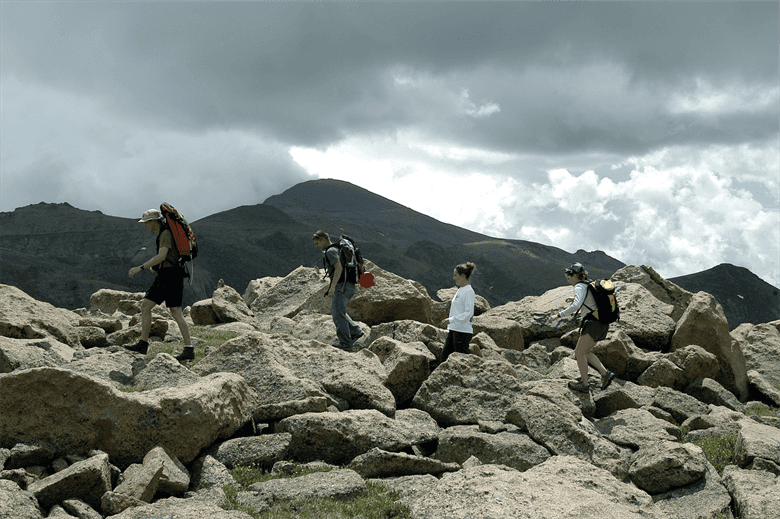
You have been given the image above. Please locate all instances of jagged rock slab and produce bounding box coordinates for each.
[652,461,733,519]
[672,291,748,400]
[722,465,780,519]
[735,418,780,467]
[594,408,680,449]
[108,496,254,519]
[435,425,551,471]
[0,284,82,348]
[408,457,666,519]
[276,409,439,465]
[27,452,111,511]
[0,479,44,519]
[0,367,257,466]
[628,441,707,494]
[412,353,530,426]
[348,447,460,478]
[247,468,366,503]
[210,434,291,469]
[0,337,74,374]
[193,331,394,416]
[732,322,780,387]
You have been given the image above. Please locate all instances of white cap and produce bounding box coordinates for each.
[139,209,162,222]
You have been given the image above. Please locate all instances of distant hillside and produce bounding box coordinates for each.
[12,181,777,332]
[670,264,780,330]
[0,181,625,311]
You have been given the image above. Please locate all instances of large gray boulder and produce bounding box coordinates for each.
[628,441,708,494]
[477,286,572,344]
[612,265,693,321]
[0,284,82,348]
[108,496,253,519]
[671,291,748,400]
[434,425,551,471]
[67,350,138,387]
[0,337,75,374]
[132,353,200,389]
[0,479,43,519]
[211,284,254,324]
[348,448,460,479]
[88,289,145,315]
[591,330,656,381]
[27,452,112,512]
[612,283,677,351]
[247,468,366,503]
[731,321,780,387]
[0,367,257,467]
[651,461,733,519]
[368,337,436,406]
[734,418,780,468]
[412,353,531,426]
[722,465,780,519]
[407,457,666,519]
[594,408,680,449]
[193,331,394,416]
[346,260,433,326]
[505,389,626,478]
[210,434,292,469]
[245,266,325,323]
[275,409,439,465]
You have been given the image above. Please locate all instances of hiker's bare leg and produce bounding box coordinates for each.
[586,351,608,377]
[574,334,596,384]
[169,307,191,345]
[139,298,155,341]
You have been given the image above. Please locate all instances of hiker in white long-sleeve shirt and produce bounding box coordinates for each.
[440,262,477,363]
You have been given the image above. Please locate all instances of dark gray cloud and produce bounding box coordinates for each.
[3,2,776,153]
[1,1,777,285]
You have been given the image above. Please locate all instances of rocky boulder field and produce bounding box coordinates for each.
[1,262,779,519]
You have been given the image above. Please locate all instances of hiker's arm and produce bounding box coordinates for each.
[328,262,343,296]
[128,247,169,278]
[558,283,587,317]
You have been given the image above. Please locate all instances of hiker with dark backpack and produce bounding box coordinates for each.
[125,207,194,362]
[547,262,621,393]
[312,230,365,351]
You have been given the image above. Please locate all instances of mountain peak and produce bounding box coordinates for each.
[264,178,406,214]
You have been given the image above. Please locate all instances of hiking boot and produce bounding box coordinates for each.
[175,347,195,362]
[351,329,365,341]
[568,380,589,392]
[601,370,615,390]
[332,343,355,352]
[124,340,149,355]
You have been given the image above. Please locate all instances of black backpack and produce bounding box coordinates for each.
[324,235,365,284]
[577,279,620,324]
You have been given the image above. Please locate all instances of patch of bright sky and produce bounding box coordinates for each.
[668,78,779,115]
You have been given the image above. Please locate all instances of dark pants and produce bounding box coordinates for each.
[441,330,473,363]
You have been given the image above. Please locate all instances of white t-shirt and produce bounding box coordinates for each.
[448,284,475,333]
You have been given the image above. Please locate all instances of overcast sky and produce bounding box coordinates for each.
[2,1,778,287]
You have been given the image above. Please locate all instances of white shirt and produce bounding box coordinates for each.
[558,281,597,318]
[448,284,475,333]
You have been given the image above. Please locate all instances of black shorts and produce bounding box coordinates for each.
[580,319,609,342]
[145,268,185,308]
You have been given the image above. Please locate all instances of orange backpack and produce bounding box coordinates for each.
[159,202,198,266]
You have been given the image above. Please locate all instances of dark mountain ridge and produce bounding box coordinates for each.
[670,264,780,330]
[1,181,776,330]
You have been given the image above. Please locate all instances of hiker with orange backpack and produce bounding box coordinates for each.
[547,262,619,393]
[125,207,194,362]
